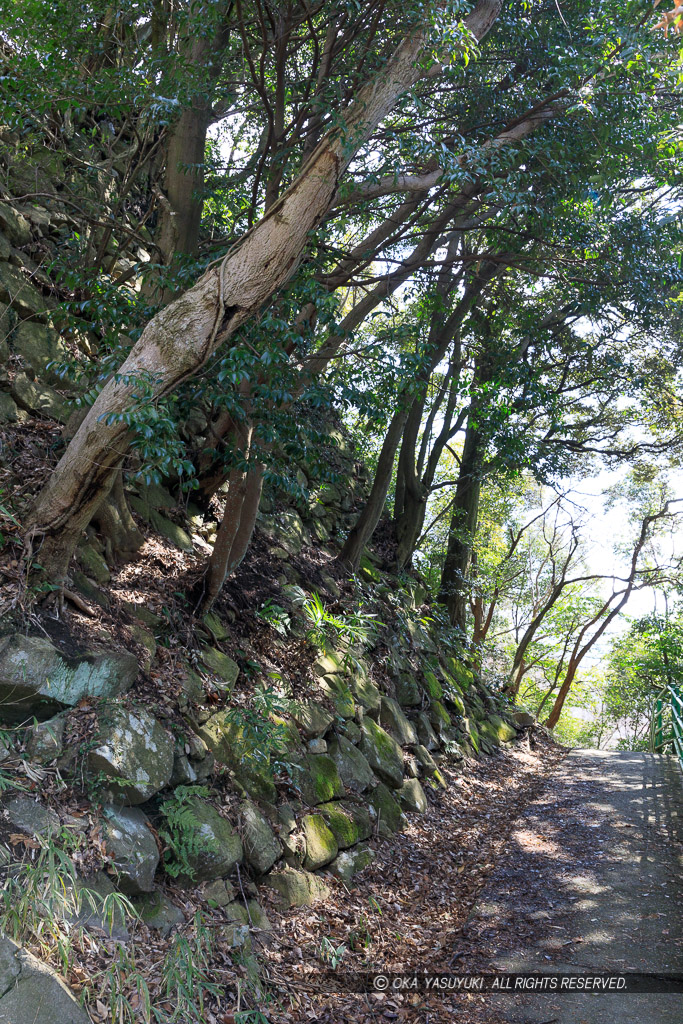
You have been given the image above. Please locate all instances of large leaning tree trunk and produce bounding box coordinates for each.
[26,0,503,585]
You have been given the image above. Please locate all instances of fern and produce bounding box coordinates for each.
[158,786,217,880]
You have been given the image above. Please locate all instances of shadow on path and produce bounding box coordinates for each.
[463,750,683,1024]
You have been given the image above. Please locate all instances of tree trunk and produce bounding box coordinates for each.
[198,419,268,612]
[25,0,502,584]
[544,661,579,729]
[157,106,211,262]
[437,419,483,634]
[338,405,410,571]
[93,466,144,564]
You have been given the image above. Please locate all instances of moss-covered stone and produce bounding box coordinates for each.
[168,798,243,883]
[202,611,230,641]
[262,867,330,908]
[240,800,281,875]
[422,671,443,700]
[359,554,381,583]
[316,801,360,849]
[12,321,69,380]
[367,782,404,837]
[444,688,466,717]
[288,699,334,738]
[149,510,194,552]
[312,651,346,677]
[133,892,184,936]
[394,673,421,707]
[416,711,440,750]
[0,636,140,721]
[198,711,245,763]
[349,673,381,712]
[87,706,174,805]
[232,762,278,804]
[428,700,452,735]
[379,696,417,746]
[329,844,375,883]
[289,753,343,805]
[327,734,375,792]
[478,714,517,746]
[398,778,428,813]
[461,716,479,752]
[200,647,239,689]
[319,674,356,717]
[301,813,338,869]
[359,718,404,789]
[444,657,474,690]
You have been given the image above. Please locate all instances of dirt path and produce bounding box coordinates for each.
[467,750,683,1024]
[260,746,683,1024]
[262,733,566,1022]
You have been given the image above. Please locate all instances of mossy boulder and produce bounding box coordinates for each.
[422,671,443,700]
[232,761,278,803]
[460,716,480,752]
[87,706,174,805]
[301,813,338,869]
[288,699,333,738]
[167,798,243,883]
[479,714,518,745]
[349,673,381,712]
[262,867,330,908]
[101,806,159,894]
[319,674,356,717]
[12,321,69,380]
[428,700,452,736]
[329,844,375,883]
[327,734,375,792]
[367,782,404,837]
[0,934,92,1024]
[394,673,421,707]
[379,696,417,746]
[0,261,50,317]
[312,651,346,677]
[359,554,381,583]
[359,718,404,789]
[415,711,440,750]
[200,647,239,689]
[240,800,281,875]
[444,657,474,690]
[398,778,428,814]
[289,752,343,805]
[133,892,185,936]
[25,713,66,762]
[0,635,138,720]
[317,801,364,849]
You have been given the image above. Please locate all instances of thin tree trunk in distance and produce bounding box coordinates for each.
[338,405,410,571]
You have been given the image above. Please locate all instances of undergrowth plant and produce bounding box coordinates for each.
[302,592,380,666]
[154,911,223,1023]
[158,785,218,880]
[223,685,294,770]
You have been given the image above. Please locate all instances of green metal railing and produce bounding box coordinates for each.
[652,683,683,774]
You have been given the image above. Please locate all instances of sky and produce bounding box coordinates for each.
[556,464,683,665]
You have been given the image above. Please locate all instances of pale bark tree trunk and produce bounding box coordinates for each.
[25,0,502,583]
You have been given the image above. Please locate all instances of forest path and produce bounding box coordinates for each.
[269,746,683,1023]
[466,750,683,1023]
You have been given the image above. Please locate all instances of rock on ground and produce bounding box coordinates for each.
[0,934,90,1024]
